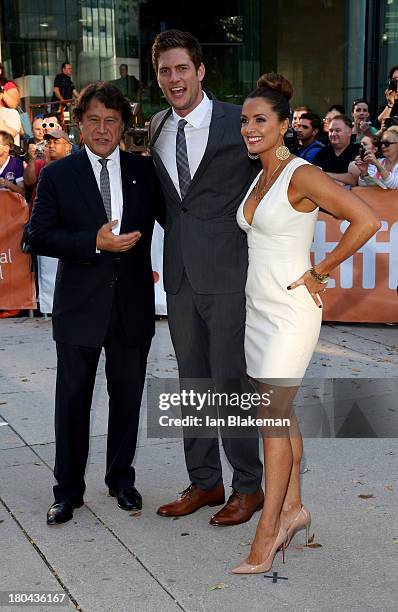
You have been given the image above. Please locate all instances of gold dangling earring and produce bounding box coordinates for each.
[275,144,290,161]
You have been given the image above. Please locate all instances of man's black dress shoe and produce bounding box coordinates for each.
[109,486,142,511]
[46,499,83,525]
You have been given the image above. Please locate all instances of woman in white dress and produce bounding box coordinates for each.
[233,73,380,574]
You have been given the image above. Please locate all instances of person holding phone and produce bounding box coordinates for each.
[378,65,398,129]
[356,125,398,189]
[326,132,380,187]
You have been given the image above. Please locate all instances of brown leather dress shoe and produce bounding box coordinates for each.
[209,487,264,526]
[157,483,225,517]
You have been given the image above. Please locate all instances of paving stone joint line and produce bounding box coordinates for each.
[328,324,397,349]
[0,420,187,612]
[0,495,83,612]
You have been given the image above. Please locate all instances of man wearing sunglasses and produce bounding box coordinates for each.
[41,113,78,152]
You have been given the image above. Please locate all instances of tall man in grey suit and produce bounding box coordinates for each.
[150,30,263,526]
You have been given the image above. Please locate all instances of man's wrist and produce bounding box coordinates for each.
[96,233,102,252]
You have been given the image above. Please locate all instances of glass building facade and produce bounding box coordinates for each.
[0,0,397,122]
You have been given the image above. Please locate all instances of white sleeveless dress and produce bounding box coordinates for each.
[236,157,322,382]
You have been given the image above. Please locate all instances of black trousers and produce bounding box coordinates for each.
[53,297,150,503]
[167,274,262,494]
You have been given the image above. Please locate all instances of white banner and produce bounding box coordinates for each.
[37,255,58,314]
[151,222,167,315]
[37,223,168,316]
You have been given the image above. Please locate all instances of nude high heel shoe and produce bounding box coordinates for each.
[284,505,311,548]
[231,525,288,574]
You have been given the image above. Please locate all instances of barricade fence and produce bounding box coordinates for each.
[0,188,396,321]
[0,191,36,310]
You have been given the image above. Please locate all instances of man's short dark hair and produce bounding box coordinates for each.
[120,63,128,70]
[328,104,345,114]
[61,62,71,71]
[329,114,352,129]
[0,130,14,148]
[300,112,322,132]
[151,29,203,73]
[43,111,62,124]
[352,97,369,112]
[73,81,132,127]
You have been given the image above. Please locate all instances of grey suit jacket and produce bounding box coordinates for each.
[150,96,257,295]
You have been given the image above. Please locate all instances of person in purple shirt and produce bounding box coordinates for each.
[0,130,24,196]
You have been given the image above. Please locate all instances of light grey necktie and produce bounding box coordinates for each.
[98,158,112,220]
[176,119,191,199]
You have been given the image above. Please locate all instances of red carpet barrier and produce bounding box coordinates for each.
[312,188,397,323]
[1,186,394,321]
[0,191,36,310]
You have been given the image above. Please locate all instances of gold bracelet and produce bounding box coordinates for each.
[309,267,329,283]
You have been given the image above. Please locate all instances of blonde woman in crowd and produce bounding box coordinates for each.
[356,125,398,189]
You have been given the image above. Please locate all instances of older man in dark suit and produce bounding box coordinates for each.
[150,30,263,526]
[29,82,164,525]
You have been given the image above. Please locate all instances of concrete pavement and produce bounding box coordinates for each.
[0,318,397,612]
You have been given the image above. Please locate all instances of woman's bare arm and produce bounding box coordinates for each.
[287,164,381,304]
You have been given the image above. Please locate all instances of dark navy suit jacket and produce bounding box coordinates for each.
[28,148,165,347]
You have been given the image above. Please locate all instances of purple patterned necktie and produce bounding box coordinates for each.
[176,119,191,200]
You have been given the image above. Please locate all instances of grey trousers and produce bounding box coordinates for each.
[167,273,263,493]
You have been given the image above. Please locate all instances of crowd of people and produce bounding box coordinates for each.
[0,59,397,211]
[0,63,397,234]
[292,80,398,190]
[1,56,396,320]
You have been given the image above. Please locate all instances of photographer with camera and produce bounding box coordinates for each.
[323,132,380,188]
[27,117,45,157]
[0,130,24,196]
[24,142,46,206]
[24,129,72,210]
[356,125,398,189]
[378,65,398,129]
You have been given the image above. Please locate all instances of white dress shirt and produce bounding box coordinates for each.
[153,92,213,198]
[85,144,123,234]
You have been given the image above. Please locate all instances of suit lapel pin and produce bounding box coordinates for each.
[132,179,137,184]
